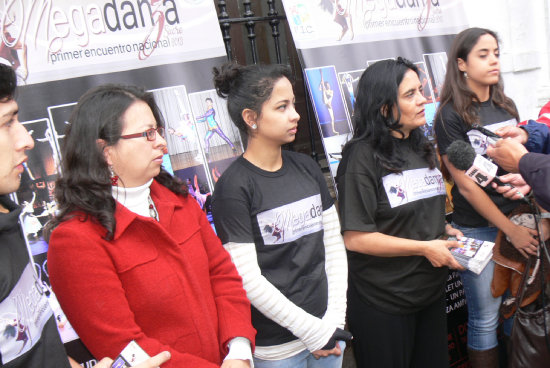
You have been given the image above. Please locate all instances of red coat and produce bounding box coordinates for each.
[48,180,256,367]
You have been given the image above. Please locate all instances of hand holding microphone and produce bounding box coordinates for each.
[485,138,531,200]
[446,140,538,257]
[489,173,531,201]
[446,140,528,202]
[492,125,529,144]
[485,138,529,173]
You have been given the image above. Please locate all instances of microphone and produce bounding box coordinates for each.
[446,140,526,200]
[471,124,502,140]
[470,124,501,145]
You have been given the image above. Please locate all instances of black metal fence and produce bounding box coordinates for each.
[214,0,322,162]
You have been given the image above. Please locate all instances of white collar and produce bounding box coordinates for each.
[112,179,154,218]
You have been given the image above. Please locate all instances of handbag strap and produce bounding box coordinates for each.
[514,254,534,309]
[514,196,539,308]
[514,197,550,354]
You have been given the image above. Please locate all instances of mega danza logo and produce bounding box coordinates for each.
[363,0,442,31]
[1,0,181,62]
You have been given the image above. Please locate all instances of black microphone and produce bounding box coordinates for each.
[446,140,527,200]
[446,140,476,171]
[471,124,501,144]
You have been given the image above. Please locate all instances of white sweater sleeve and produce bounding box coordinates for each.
[223,241,336,352]
[320,205,348,329]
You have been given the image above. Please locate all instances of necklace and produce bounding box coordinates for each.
[148,195,159,221]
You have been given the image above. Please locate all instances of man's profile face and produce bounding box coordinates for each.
[0,98,34,195]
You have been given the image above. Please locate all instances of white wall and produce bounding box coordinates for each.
[462,0,550,120]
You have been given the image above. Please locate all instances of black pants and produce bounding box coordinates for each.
[347,283,448,368]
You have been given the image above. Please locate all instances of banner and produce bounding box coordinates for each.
[3,0,239,365]
[282,0,467,178]
[2,0,224,84]
[281,1,470,366]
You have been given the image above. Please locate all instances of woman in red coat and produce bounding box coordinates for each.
[45,84,256,368]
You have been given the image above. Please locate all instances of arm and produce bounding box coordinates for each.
[197,109,215,122]
[223,239,335,352]
[337,142,461,269]
[48,222,220,368]
[496,121,550,154]
[343,230,463,269]
[191,198,255,362]
[521,120,550,153]
[441,154,538,258]
[519,153,550,212]
[195,110,209,122]
[320,205,348,329]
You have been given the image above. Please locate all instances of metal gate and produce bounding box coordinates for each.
[214,0,323,163]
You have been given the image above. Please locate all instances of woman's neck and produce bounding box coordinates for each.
[112,179,154,218]
[467,80,491,102]
[390,129,410,139]
[243,138,283,172]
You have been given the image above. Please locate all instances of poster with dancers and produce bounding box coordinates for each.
[188,90,243,162]
[47,103,76,162]
[151,86,205,165]
[423,52,448,102]
[151,85,243,223]
[305,66,352,138]
[151,86,244,221]
[304,66,352,177]
[415,61,438,137]
[337,69,362,119]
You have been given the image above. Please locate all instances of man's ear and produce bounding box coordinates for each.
[96,139,113,166]
[242,108,257,130]
[457,58,467,72]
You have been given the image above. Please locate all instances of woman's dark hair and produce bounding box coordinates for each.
[213,62,292,134]
[437,27,519,128]
[0,64,16,101]
[45,84,187,241]
[342,57,435,173]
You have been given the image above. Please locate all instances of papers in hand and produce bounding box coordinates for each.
[449,236,495,275]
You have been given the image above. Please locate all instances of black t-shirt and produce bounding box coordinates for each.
[0,196,70,368]
[212,151,333,346]
[336,138,448,314]
[434,101,519,227]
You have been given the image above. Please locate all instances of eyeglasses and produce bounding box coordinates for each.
[120,127,165,141]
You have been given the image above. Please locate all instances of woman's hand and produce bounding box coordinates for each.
[221,359,251,368]
[445,224,463,239]
[505,224,539,258]
[423,239,464,270]
[312,343,342,359]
